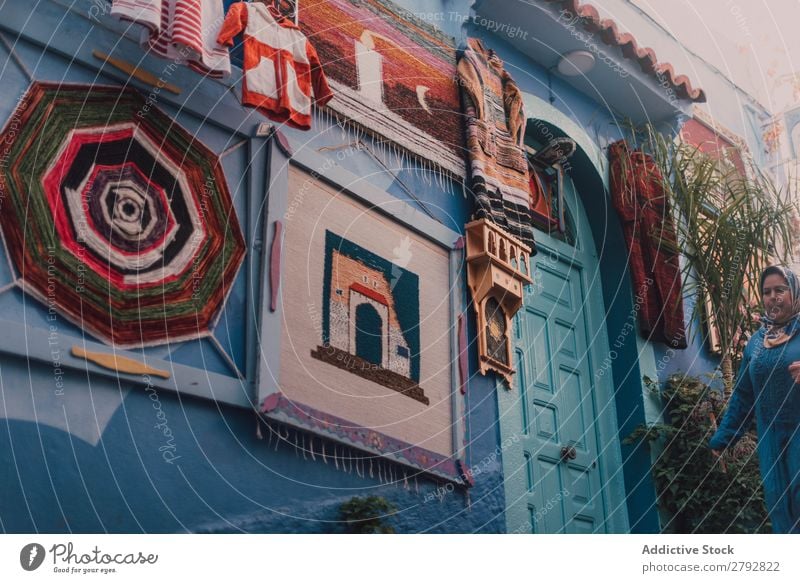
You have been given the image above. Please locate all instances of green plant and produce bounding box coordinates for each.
[624,124,797,395]
[625,375,770,533]
[338,496,396,533]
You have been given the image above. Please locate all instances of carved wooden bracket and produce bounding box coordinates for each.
[464,219,532,386]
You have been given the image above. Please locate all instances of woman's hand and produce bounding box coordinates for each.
[789,361,800,384]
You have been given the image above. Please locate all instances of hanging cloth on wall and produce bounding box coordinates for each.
[457,38,535,252]
[111,0,231,78]
[0,82,246,347]
[217,2,333,130]
[608,139,688,348]
[528,168,556,228]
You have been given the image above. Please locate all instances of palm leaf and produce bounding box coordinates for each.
[618,124,798,392]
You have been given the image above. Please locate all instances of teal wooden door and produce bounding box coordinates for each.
[499,178,628,533]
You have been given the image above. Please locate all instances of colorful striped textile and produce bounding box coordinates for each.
[111,0,231,78]
[0,82,246,347]
[458,38,536,252]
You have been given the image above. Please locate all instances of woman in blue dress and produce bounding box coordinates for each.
[710,265,800,533]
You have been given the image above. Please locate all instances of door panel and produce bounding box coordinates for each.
[501,181,625,533]
[516,256,604,533]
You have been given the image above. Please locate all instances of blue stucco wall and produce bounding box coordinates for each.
[0,0,505,533]
[0,0,712,534]
[651,296,722,385]
[0,351,505,533]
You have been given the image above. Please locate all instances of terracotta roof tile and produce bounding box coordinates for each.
[546,0,706,102]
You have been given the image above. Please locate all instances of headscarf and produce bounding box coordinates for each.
[760,265,800,348]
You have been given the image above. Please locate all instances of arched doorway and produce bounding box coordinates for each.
[355,302,384,365]
[498,142,628,533]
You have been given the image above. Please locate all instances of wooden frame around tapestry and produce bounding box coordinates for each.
[257,131,468,484]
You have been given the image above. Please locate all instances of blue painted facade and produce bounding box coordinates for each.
[0,0,736,533]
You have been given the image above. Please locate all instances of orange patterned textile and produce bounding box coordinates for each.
[458,38,536,251]
[298,0,465,175]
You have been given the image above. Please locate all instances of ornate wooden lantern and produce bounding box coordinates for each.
[464,219,532,386]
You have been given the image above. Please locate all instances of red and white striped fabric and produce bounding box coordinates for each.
[111,0,231,79]
[217,2,333,130]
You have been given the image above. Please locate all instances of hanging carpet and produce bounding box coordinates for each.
[608,139,687,348]
[298,0,465,176]
[0,82,246,347]
[458,37,536,252]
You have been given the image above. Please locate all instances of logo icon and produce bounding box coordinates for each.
[20,543,46,571]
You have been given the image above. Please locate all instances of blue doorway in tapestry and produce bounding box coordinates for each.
[311,230,428,405]
[355,303,383,365]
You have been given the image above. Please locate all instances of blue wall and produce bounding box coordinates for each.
[0,352,504,533]
[0,0,707,534]
[0,1,503,533]
[651,297,722,385]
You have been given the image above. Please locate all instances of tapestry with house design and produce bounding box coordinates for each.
[278,167,454,460]
[311,230,426,405]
